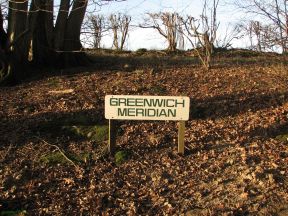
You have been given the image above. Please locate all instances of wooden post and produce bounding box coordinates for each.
[108,119,117,153]
[178,121,185,154]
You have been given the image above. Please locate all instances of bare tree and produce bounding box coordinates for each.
[239,20,263,51]
[140,12,183,51]
[178,23,185,50]
[109,13,131,50]
[239,19,286,52]
[261,24,280,51]
[0,0,122,83]
[86,14,106,48]
[181,0,219,70]
[251,21,262,51]
[215,24,242,49]
[235,0,288,53]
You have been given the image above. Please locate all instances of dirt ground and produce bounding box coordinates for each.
[0,51,288,215]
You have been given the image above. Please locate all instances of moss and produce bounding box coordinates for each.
[92,125,109,142]
[70,152,90,163]
[40,152,64,165]
[115,150,129,165]
[276,134,288,142]
[133,69,145,76]
[62,125,109,142]
[40,152,90,165]
[135,48,148,55]
[0,210,27,216]
[136,48,147,53]
[47,77,61,88]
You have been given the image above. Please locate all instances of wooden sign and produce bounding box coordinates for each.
[105,95,190,121]
[105,95,190,155]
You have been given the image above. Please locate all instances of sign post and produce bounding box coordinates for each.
[108,119,117,153]
[178,121,185,154]
[105,95,190,154]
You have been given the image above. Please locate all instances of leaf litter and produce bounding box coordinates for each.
[0,54,288,215]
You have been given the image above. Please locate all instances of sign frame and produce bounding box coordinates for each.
[105,95,190,155]
[105,95,190,121]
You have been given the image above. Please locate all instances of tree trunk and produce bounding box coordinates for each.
[8,0,29,63]
[0,6,8,82]
[6,0,29,82]
[45,0,54,47]
[285,1,288,53]
[110,15,119,50]
[168,41,177,51]
[54,0,70,51]
[0,6,8,51]
[2,0,91,84]
[61,0,89,67]
[112,28,119,50]
[29,0,55,65]
[119,15,131,50]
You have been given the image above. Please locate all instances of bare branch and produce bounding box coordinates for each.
[140,12,182,51]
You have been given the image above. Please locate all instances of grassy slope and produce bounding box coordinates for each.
[0,50,288,215]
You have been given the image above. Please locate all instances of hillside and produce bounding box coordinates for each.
[0,51,288,215]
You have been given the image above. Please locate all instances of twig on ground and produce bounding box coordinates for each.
[34,136,78,168]
[0,143,13,162]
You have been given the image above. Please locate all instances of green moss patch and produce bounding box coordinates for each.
[276,134,288,142]
[40,152,90,165]
[47,77,61,88]
[62,125,109,142]
[0,210,27,216]
[135,48,148,55]
[115,150,130,165]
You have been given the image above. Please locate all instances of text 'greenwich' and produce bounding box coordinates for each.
[110,98,185,108]
[105,95,190,121]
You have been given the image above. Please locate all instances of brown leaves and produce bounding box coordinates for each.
[1,54,288,215]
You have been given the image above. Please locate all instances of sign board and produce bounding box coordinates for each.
[105,95,190,121]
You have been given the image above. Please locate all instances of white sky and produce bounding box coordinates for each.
[84,0,248,50]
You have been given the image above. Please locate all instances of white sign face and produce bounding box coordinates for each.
[105,95,190,121]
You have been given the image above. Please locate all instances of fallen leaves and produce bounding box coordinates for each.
[0,54,288,215]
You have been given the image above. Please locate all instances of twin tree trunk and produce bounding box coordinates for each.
[6,0,88,81]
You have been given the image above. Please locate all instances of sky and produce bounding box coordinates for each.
[85,0,247,50]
